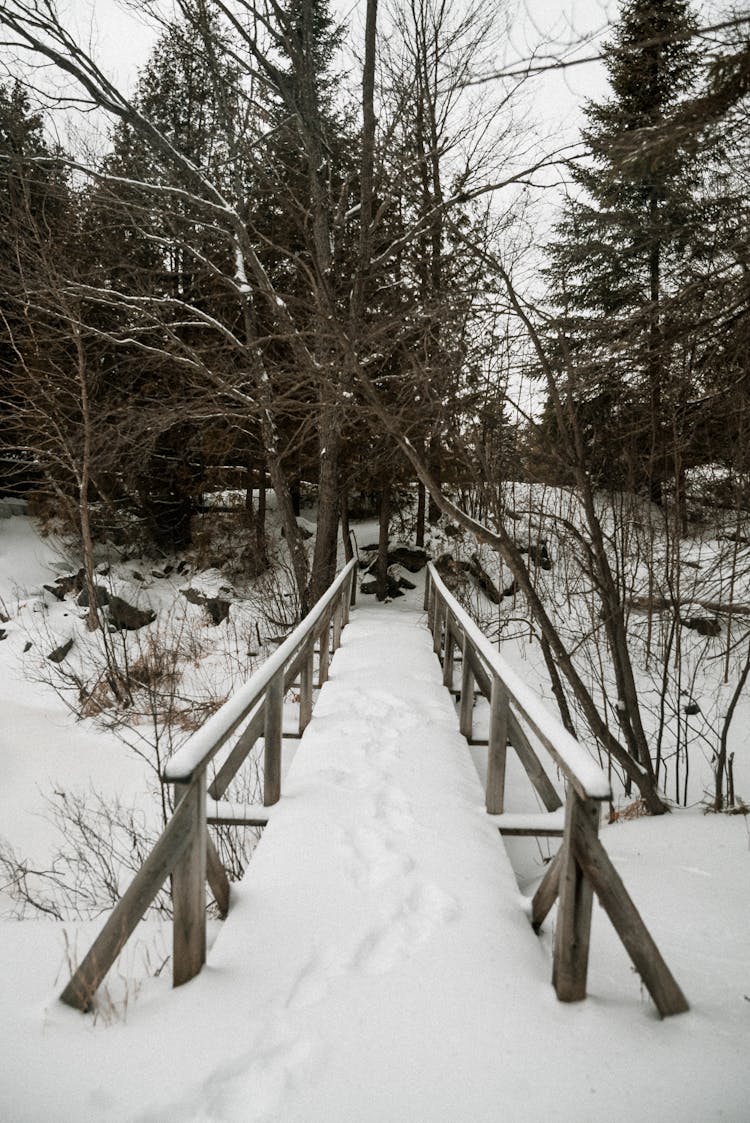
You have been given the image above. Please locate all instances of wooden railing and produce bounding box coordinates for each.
[424,562,688,1018]
[61,558,358,1012]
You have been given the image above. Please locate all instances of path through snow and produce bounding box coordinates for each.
[2,597,749,1121]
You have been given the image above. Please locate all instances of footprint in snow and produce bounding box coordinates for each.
[347,823,416,890]
[350,881,460,976]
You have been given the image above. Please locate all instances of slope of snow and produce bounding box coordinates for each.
[1,596,748,1122]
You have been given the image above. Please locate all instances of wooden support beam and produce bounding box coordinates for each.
[208,702,265,801]
[486,678,509,814]
[60,785,195,1010]
[459,633,475,739]
[332,599,343,651]
[172,774,207,989]
[433,597,445,655]
[206,834,230,918]
[531,848,563,932]
[299,638,314,734]
[263,671,283,806]
[552,791,599,1003]
[572,814,689,1017]
[507,710,563,813]
[442,613,455,689]
[318,614,331,686]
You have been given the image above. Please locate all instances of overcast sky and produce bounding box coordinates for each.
[63,0,618,139]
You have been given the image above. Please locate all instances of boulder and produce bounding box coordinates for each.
[360,575,404,598]
[47,637,74,663]
[681,616,721,637]
[518,542,552,571]
[182,587,231,625]
[77,584,110,609]
[107,596,156,631]
[388,546,428,572]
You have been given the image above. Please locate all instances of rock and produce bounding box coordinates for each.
[0,629,6,641]
[502,579,518,598]
[397,575,416,590]
[205,598,230,625]
[131,571,145,583]
[23,641,32,653]
[181,587,231,625]
[48,638,74,663]
[518,542,552,571]
[468,554,501,604]
[48,570,85,599]
[681,616,721,637]
[444,523,462,538]
[360,575,404,598]
[388,546,428,572]
[107,596,156,631]
[77,584,110,608]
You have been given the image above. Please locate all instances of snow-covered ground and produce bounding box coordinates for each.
[1,509,749,1121]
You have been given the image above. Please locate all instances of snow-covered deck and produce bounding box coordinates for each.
[3,599,750,1120]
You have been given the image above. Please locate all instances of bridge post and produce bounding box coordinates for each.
[299,636,315,733]
[552,789,598,1002]
[459,633,475,739]
[432,596,444,655]
[333,598,344,651]
[319,612,331,685]
[442,613,455,689]
[264,671,283,806]
[172,774,207,988]
[423,567,431,613]
[485,677,509,814]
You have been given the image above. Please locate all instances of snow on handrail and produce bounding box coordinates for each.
[164,558,357,783]
[427,562,611,801]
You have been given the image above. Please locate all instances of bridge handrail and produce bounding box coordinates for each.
[165,558,358,784]
[425,563,610,801]
[424,560,688,1018]
[60,557,358,1012]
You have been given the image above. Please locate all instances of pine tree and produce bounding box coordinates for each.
[545,0,707,501]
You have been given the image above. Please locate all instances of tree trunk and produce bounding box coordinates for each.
[310,400,341,604]
[416,479,426,547]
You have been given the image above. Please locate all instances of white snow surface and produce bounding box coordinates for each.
[2,594,749,1121]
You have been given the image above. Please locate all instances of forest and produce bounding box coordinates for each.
[0,0,749,835]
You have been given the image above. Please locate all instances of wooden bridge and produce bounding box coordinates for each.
[61,558,688,1023]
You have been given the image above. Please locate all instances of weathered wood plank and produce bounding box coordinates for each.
[318,613,331,686]
[506,710,563,813]
[60,785,196,1010]
[552,792,599,1002]
[206,833,230,918]
[263,670,284,806]
[442,613,455,689]
[531,848,563,932]
[299,638,314,734]
[459,633,475,739]
[207,701,265,801]
[572,815,689,1017]
[486,677,509,814]
[433,597,444,655]
[333,599,343,651]
[172,775,207,988]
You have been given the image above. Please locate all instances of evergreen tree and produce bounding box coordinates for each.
[544,0,708,501]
